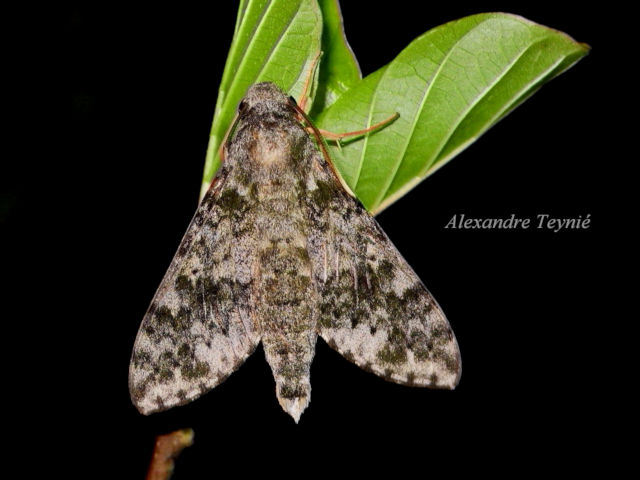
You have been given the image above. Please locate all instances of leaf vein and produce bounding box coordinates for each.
[253,2,306,87]
[372,21,488,207]
[426,37,549,172]
[233,1,275,85]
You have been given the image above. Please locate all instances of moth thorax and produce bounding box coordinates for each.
[251,128,292,168]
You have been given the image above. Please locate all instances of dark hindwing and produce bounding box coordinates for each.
[129,168,260,414]
[305,153,461,389]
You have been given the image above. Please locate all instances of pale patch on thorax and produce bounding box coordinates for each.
[251,129,290,168]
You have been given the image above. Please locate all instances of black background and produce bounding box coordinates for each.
[7,1,622,477]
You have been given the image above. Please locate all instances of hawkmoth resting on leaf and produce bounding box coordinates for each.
[129,82,461,423]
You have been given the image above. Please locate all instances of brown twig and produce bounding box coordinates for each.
[146,428,194,480]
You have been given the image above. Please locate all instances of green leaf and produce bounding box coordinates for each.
[315,13,589,214]
[200,0,322,199]
[310,0,361,117]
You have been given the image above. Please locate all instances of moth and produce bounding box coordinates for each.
[129,82,461,422]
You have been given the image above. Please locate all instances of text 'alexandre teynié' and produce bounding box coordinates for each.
[444,214,591,232]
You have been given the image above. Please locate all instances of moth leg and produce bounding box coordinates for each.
[310,112,400,148]
[296,50,322,113]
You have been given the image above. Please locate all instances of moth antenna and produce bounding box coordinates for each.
[218,111,240,165]
[200,112,240,199]
[289,99,356,197]
[317,113,400,144]
[297,50,323,113]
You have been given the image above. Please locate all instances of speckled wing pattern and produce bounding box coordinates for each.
[303,160,461,389]
[129,167,261,415]
[129,82,461,423]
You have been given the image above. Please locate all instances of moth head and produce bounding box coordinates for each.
[238,82,293,117]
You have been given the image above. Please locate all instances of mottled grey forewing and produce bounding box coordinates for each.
[304,155,461,389]
[129,167,260,415]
